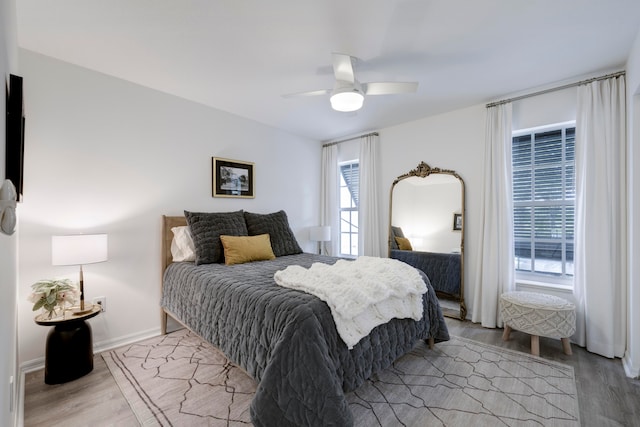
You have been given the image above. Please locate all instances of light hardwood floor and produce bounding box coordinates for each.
[23,318,640,427]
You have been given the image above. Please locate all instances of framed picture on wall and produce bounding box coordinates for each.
[212,157,255,198]
[453,213,462,231]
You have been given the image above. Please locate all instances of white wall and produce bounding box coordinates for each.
[0,0,19,424]
[17,50,321,367]
[512,87,576,130]
[624,28,640,379]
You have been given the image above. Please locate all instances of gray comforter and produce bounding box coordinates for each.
[161,253,449,426]
[390,249,462,296]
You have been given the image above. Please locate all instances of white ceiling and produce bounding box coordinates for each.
[16,0,640,142]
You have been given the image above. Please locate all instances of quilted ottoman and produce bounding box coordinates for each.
[500,291,576,356]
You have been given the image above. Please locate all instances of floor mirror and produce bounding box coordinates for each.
[389,161,466,319]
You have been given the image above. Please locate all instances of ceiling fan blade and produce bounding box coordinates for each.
[281,89,330,98]
[332,53,355,83]
[364,82,418,95]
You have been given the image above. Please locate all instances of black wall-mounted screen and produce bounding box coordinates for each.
[5,74,24,201]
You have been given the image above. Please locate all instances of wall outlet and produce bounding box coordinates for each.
[93,296,106,312]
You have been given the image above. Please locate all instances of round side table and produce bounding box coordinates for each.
[34,304,101,384]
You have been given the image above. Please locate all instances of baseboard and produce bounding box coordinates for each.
[16,326,161,426]
[93,327,161,355]
[16,371,24,427]
[622,352,640,379]
[19,357,44,375]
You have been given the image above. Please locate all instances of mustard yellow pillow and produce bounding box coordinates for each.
[395,236,413,251]
[220,234,276,265]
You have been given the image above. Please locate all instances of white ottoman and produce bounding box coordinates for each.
[500,291,576,356]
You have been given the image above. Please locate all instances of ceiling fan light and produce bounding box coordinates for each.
[330,90,364,112]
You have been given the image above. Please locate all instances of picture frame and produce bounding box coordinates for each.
[453,213,462,231]
[212,157,255,198]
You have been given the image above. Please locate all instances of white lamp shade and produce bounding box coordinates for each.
[309,226,331,242]
[52,234,108,266]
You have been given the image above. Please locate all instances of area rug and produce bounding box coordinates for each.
[102,329,580,426]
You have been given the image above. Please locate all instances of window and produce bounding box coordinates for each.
[512,123,575,283]
[339,161,359,257]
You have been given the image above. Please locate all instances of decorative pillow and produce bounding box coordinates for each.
[170,226,196,262]
[184,210,248,265]
[395,236,413,251]
[243,210,303,257]
[219,234,276,265]
[391,225,406,250]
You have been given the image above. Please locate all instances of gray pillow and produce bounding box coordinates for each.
[184,210,248,265]
[243,210,302,257]
[391,225,405,250]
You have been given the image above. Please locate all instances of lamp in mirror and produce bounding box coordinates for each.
[52,234,108,313]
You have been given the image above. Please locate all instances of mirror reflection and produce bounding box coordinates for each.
[389,162,466,319]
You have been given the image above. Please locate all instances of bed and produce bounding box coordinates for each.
[390,249,461,296]
[390,225,462,299]
[160,212,449,427]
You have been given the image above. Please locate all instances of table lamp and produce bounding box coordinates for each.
[309,226,331,255]
[52,234,108,312]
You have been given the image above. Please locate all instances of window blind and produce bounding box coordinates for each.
[512,125,575,278]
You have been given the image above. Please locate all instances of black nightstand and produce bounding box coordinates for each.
[35,304,101,384]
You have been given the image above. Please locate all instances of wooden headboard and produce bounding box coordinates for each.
[161,215,187,274]
[161,215,187,334]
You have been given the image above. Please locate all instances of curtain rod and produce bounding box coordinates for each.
[486,70,626,108]
[322,131,379,147]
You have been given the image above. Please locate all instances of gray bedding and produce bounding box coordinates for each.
[161,253,449,426]
[391,249,461,296]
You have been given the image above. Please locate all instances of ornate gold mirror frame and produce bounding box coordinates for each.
[389,161,466,319]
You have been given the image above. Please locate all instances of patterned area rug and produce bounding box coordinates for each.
[102,329,580,426]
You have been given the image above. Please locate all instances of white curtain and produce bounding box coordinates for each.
[472,103,515,327]
[574,76,626,358]
[320,144,339,256]
[358,134,382,257]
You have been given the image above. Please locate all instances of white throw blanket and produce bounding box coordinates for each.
[273,256,427,349]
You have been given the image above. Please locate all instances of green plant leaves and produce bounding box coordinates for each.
[29,278,78,315]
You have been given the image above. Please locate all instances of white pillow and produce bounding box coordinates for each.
[171,226,196,262]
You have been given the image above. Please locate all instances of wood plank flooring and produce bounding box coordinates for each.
[23,354,138,427]
[23,318,640,426]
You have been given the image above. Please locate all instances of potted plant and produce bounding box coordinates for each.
[28,278,79,319]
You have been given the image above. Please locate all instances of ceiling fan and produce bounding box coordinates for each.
[284,53,419,112]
